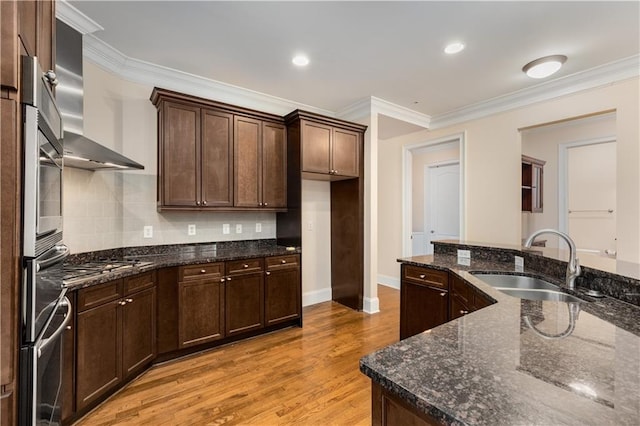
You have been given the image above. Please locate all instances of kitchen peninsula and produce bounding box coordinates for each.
[361,241,640,425]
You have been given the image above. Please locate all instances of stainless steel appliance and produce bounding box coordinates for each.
[20,55,70,426]
[63,259,154,286]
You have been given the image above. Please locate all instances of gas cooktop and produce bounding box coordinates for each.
[63,259,153,285]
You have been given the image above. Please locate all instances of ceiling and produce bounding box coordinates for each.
[69,1,639,126]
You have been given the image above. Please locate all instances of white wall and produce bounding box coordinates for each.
[63,62,276,253]
[377,77,640,280]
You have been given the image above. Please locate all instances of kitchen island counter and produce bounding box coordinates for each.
[360,247,640,425]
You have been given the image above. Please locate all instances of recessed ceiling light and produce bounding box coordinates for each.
[292,55,310,67]
[444,42,465,55]
[522,55,567,79]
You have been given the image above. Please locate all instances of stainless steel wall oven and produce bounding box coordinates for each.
[20,55,70,426]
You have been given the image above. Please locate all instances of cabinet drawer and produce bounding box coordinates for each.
[179,263,224,281]
[450,275,471,305]
[402,266,448,289]
[77,280,123,312]
[124,271,155,295]
[227,258,264,276]
[266,254,299,271]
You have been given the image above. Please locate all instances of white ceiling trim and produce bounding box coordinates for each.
[56,0,103,34]
[430,55,640,130]
[82,35,334,117]
[338,96,431,129]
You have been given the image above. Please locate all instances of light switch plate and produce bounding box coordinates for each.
[236,224,242,234]
[222,224,230,235]
[188,224,196,236]
[143,225,153,239]
[255,223,262,233]
[457,249,471,259]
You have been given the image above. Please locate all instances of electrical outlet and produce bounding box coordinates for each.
[236,224,242,234]
[188,224,196,236]
[222,224,230,235]
[457,249,471,259]
[457,257,471,266]
[143,225,153,239]
[307,221,313,231]
[255,223,262,233]
[514,256,524,272]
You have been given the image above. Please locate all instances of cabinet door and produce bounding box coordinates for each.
[76,301,121,411]
[161,102,200,206]
[122,287,156,378]
[36,0,54,75]
[201,109,233,207]
[450,295,470,321]
[225,273,264,336]
[400,282,448,340]
[332,128,359,177]
[179,278,225,348]
[301,121,331,174]
[261,122,287,208]
[234,116,261,207]
[265,267,300,326]
[1,0,18,90]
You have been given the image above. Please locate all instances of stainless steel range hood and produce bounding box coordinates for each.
[55,20,143,171]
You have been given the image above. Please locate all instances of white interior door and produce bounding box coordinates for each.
[425,163,460,254]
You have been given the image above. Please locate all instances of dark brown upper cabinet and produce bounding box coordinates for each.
[300,119,360,179]
[522,155,546,212]
[150,88,287,211]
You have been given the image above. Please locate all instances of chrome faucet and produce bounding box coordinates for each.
[524,229,581,290]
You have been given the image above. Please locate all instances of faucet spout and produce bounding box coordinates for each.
[524,229,581,290]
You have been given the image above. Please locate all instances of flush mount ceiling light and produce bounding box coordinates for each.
[292,55,310,67]
[522,55,567,79]
[444,42,465,55]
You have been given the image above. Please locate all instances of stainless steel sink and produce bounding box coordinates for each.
[471,273,585,303]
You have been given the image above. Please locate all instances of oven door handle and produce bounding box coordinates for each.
[36,296,71,358]
[36,244,69,271]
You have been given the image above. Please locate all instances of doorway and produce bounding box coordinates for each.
[402,134,465,257]
[425,162,460,254]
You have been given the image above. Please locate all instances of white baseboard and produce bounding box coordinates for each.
[363,296,380,314]
[302,288,332,307]
[378,274,400,289]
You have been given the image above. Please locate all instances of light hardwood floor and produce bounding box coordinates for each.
[76,285,400,425]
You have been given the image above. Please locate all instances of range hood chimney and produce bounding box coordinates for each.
[55,19,144,171]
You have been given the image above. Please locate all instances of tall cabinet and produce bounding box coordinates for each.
[1,1,56,424]
[278,111,367,310]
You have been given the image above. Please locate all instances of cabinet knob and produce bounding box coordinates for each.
[44,70,58,86]
[333,170,338,175]
[243,264,249,268]
[220,278,225,283]
[227,277,231,281]
[65,325,72,330]
[196,201,201,206]
[259,202,263,206]
[202,200,207,206]
[125,298,133,303]
[264,202,268,207]
[200,269,206,274]
[266,271,271,276]
[460,310,469,315]
[281,260,286,264]
[119,300,127,306]
[440,292,447,297]
[419,274,426,279]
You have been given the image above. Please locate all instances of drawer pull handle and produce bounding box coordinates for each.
[125,298,133,303]
[460,310,469,315]
[419,274,426,279]
[200,269,206,274]
[440,292,446,297]
[266,271,271,276]
[243,264,249,268]
[281,260,286,264]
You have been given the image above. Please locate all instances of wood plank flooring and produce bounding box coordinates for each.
[76,285,400,425]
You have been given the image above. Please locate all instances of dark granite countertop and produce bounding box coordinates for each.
[63,239,301,291]
[360,250,640,425]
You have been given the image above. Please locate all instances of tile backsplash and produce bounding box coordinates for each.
[63,168,276,254]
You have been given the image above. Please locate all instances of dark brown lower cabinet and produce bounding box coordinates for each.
[265,255,301,326]
[400,265,449,340]
[372,382,441,426]
[225,259,265,336]
[178,264,225,348]
[76,297,121,411]
[122,287,156,378]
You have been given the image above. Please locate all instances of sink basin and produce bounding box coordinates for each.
[471,273,585,303]
[496,288,583,303]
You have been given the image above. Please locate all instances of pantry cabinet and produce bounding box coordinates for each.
[300,120,360,178]
[150,88,286,211]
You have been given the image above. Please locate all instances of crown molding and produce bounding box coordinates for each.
[337,96,431,129]
[430,55,640,130]
[56,0,104,34]
[83,35,334,117]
